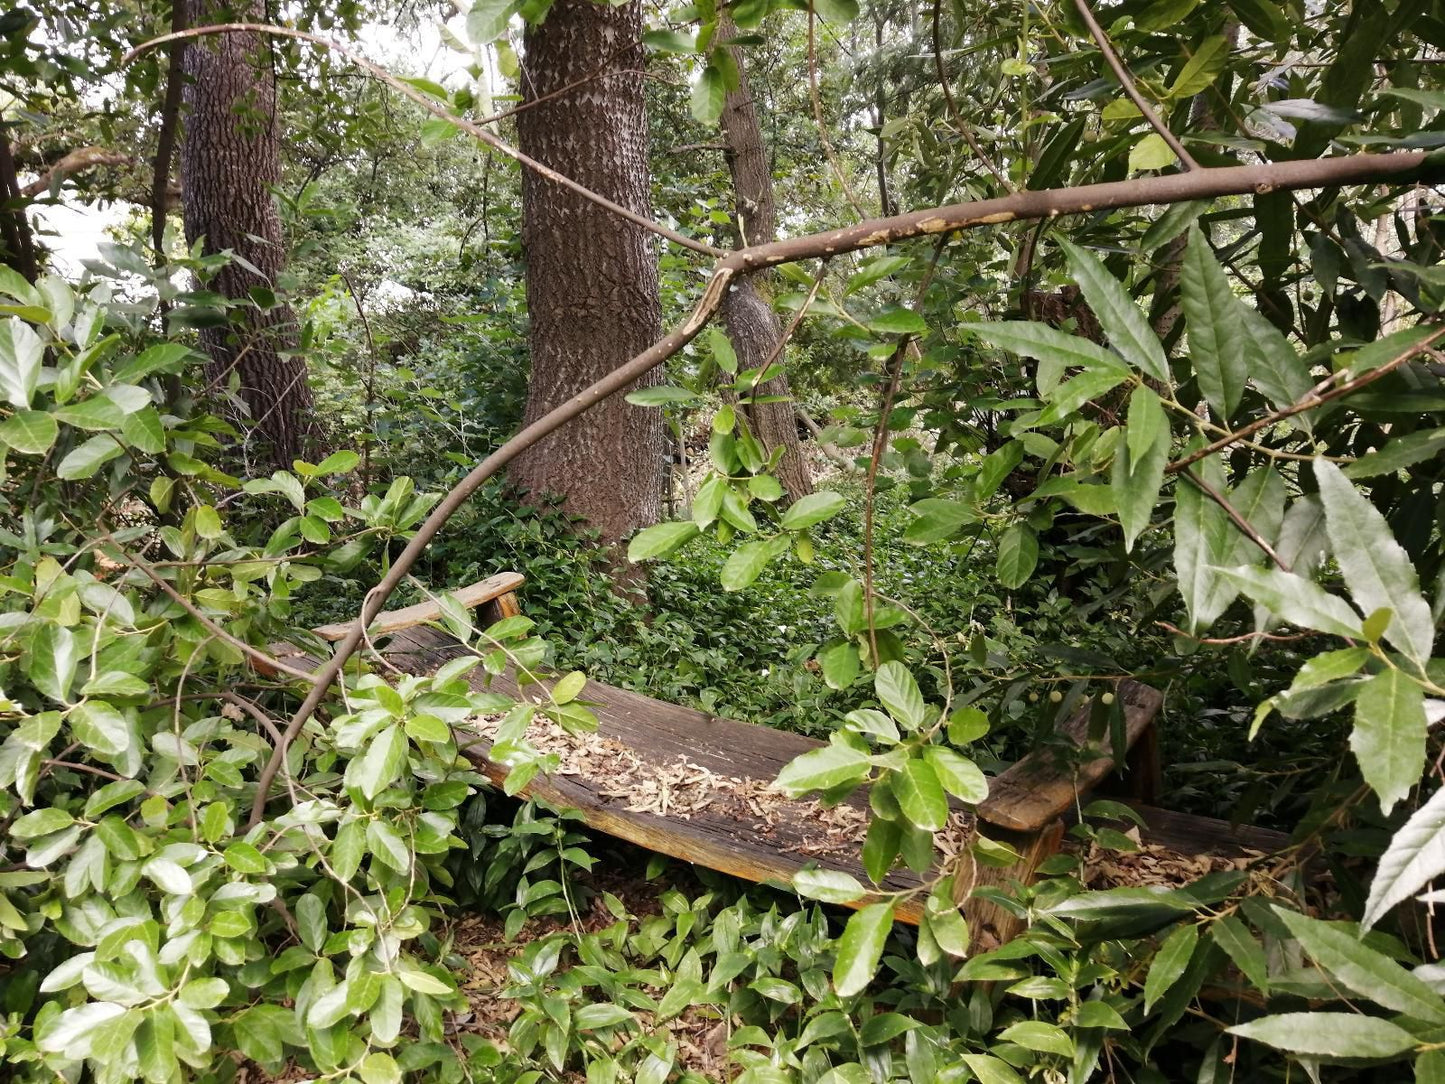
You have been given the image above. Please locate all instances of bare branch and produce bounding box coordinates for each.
[1179,467,1290,571]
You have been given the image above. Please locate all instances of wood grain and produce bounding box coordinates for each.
[977,680,1164,833]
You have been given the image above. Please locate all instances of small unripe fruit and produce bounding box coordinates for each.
[1028,692,1040,703]
[1049,690,1063,704]
[1102,692,1116,706]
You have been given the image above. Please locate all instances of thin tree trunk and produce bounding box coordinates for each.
[718,20,813,500]
[0,118,39,282]
[181,0,312,465]
[511,0,665,544]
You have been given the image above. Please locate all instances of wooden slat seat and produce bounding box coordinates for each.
[270,572,1208,944]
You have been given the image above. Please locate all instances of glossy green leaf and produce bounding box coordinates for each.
[833,902,893,997]
[775,742,871,796]
[1181,226,1247,421]
[1144,922,1198,1013]
[793,867,866,904]
[628,521,700,562]
[1351,668,1427,816]
[1059,241,1168,381]
[1316,458,1434,663]
[0,409,58,454]
[996,524,1038,589]
[1227,1012,1418,1059]
[893,757,948,831]
[1216,566,1362,638]
[1277,909,1445,1023]
[1364,783,1445,930]
[781,491,847,530]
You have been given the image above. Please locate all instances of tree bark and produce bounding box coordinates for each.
[181,0,312,465]
[511,0,665,544]
[0,119,39,282]
[718,22,813,500]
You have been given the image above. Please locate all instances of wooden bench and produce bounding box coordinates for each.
[275,574,1193,942]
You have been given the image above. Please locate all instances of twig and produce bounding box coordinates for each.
[1155,621,1312,645]
[1179,467,1290,571]
[1167,323,1445,473]
[932,0,1012,190]
[863,237,950,660]
[106,539,322,686]
[808,12,867,217]
[1072,0,1200,171]
[123,24,724,260]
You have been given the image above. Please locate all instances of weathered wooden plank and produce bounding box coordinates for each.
[976,680,1164,833]
[386,625,971,926]
[310,572,525,642]
[1081,801,1293,856]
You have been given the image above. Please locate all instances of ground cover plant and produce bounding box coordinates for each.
[2,0,1445,1080]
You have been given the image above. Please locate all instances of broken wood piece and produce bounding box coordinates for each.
[310,571,525,642]
[976,680,1164,834]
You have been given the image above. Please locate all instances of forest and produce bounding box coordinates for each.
[2,0,1445,1080]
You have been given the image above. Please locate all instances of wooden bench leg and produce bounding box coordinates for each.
[956,820,1065,951]
[479,590,523,627]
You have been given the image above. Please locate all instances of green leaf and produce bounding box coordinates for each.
[1144,922,1199,1014]
[28,623,77,702]
[1173,456,1238,631]
[1227,1012,1418,1059]
[1316,458,1434,663]
[0,316,43,408]
[866,307,928,336]
[11,807,74,839]
[904,498,977,544]
[70,701,130,757]
[893,757,948,831]
[997,1020,1074,1057]
[1036,368,1131,425]
[628,521,700,562]
[833,902,893,997]
[1114,388,1170,552]
[1059,241,1168,382]
[874,661,926,729]
[573,1003,633,1030]
[1215,566,1362,638]
[925,747,988,803]
[57,434,124,480]
[552,671,586,704]
[353,725,408,801]
[691,64,726,124]
[53,395,125,431]
[1210,914,1270,994]
[970,322,1128,387]
[1128,133,1176,172]
[1351,668,1427,817]
[720,539,776,591]
[813,0,860,21]
[359,1052,401,1084]
[781,490,847,530]
[223,841,269,874]
[775,742,871,796]
[1346,428,1445,479]
[959,1054,1025,1084]
[948,706,989,744]
[1181,226,1247,421]
[819,641,859,690]
[1364,783,1445,930]
[1239,305,1312,420]
[995,524,1038,589]
[1276,909,1445,1023]
[0,409,58,454]
[120,405,165,454]
[625,385,701,407]
[793,867,866,904]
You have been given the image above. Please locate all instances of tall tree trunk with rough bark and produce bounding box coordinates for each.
[511,0,665,543]
[0,120,38,282]
[718,23,813,500]
[181,0,312,464]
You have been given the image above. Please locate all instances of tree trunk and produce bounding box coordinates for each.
[511,0,665,544]
[0,119,39,282]
[718,22,813,501]
[181,0,312,465]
